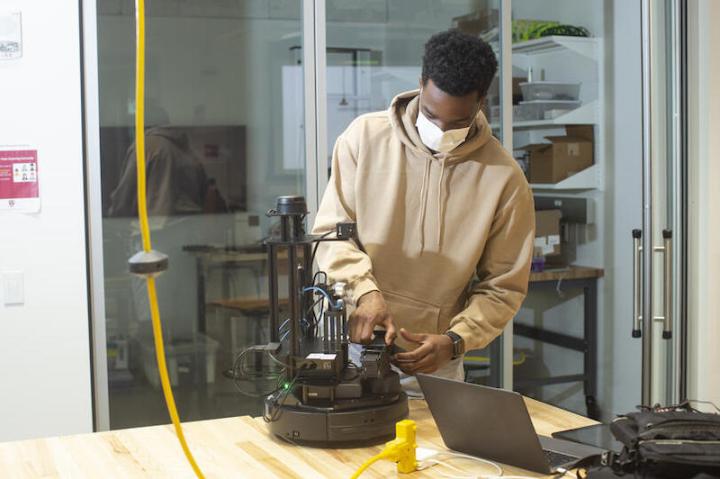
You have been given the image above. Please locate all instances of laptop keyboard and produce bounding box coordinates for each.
[543,449,578,468]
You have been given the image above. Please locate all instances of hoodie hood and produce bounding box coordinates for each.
[388,89,494,251]
[388,89,493,163]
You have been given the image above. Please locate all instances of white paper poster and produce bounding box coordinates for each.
[0,146,40,213]
[0,12,22,60]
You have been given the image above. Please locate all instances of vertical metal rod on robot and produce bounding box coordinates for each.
[268,244,279,342]
[288,244,298,378]
[335,312,342,357]
[323,307,329,353]
[302,242,313,337]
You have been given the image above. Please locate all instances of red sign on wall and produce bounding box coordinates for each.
[0,148,40,212]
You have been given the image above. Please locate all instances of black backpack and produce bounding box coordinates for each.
[577,402,720,478]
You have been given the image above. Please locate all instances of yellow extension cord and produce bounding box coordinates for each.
[349,451,393,479]
[350,420,418,479]
[134,1,205,477]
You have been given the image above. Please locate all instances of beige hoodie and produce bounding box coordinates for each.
[312,90,535,351]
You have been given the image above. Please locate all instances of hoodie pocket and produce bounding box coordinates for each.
[383,290,441,349]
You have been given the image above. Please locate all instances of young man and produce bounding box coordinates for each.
[313,30,535,385]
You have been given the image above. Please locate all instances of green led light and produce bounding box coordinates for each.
[283,382,290,390]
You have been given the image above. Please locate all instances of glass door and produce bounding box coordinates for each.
[90,0,308,429]
[508,0,687,420]
[509,0,612,419]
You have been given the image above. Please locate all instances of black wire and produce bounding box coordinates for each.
[312,270,327,286]
[343,361,361,381]
[317,299,325,338]
[263,375,298,423]
[305,272,329,336]
[310,231,334,267]
[305,297,324,325]
[267,349,293,370]
[231,347,286,398]
[685,399,720,413]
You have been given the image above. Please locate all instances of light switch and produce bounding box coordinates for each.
[3,271,24,305]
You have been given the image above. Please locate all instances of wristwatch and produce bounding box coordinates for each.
[444,331,465,360]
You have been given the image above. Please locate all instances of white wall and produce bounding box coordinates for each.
[687,0,720,408]
[0,0,92,440]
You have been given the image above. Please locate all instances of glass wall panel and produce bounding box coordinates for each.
[509,0,653,421]
[323,0,505,387]
[96,0,305,428]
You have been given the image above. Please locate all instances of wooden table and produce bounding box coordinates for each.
[529,265,604,283]
[0,398,595,479]
[183,245,296,335]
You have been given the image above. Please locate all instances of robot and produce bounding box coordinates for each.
[241,196,408,446]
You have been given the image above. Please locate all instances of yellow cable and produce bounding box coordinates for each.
[134,0,151,254]
[350,420,418,478]
[134,1,205,477]
[350,451,392,479]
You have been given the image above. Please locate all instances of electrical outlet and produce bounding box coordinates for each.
[3,271,24,305]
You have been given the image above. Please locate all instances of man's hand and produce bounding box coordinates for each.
[349,291,396,345]
[392,328,453,375]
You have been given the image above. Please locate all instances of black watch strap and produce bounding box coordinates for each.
[444,331,465,360]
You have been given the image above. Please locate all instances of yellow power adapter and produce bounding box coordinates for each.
[350,419,417,478]
[384,419,418,473]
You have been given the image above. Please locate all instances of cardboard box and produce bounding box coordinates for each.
[534,209,562,257]
[453,8,499,36]
[521,125,594,184]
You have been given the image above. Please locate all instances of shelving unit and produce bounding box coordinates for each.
[505,35,602,192]
[512,36,599,59]
[491,100,598,130]
[529,164,601,190]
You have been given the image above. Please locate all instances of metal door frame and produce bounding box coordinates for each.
[639,0,688,406]
[80,0,110,431]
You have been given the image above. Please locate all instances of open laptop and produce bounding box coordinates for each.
[417,374,605,474]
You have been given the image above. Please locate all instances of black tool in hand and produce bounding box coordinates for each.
[370,330,406,356]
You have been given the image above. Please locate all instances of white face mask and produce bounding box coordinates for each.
[415,110,472,153]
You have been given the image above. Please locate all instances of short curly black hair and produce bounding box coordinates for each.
[421,29,498,98]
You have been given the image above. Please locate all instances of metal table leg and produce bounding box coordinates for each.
[196,257,207,334]
[516,277,600,419]
[584,278,600,419]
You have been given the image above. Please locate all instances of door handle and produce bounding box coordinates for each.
[631,229,673,340]
[632,229,642,338]
[662,230,672,339]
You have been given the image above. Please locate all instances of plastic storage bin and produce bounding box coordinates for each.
[515,100,581,121]
[520,82,581,101]
[140,333,219,388]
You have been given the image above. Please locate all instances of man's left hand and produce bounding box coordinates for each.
[392,328,453,375]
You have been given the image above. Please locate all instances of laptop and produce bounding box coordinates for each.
[417,374,605,474]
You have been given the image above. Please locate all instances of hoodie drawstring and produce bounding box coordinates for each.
[417,157,431,252]
[418,157,448,253]
[437,160,446,250]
